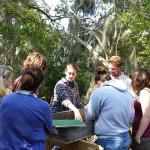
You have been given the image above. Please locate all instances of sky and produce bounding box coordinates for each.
[44,0,62,11]
[37,0,62,12]
[37,0,112,30]
[37,0,69,29]
[45,0,61,7]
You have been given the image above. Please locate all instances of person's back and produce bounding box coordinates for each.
[86,79,135,150]
[0,67,52,150]
[87,79,134,135]
[0,92,52,149]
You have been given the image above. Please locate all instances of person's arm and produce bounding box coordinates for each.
[62,99,82,120]
[56,83,83,120]
[12,76,22,92]
[67,102,82,120]
[135,89,150,143]
[85,90,101,121]
[42,102,53,132]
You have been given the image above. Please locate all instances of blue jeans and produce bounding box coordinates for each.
[95,132,130,150]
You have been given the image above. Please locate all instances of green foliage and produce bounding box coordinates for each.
[0,0,61,101]
[0,0,150,102]
[118,1,150,71]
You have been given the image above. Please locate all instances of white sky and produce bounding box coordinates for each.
[37,0,112,30]
[37,0,69,29]
[45,0,61,9]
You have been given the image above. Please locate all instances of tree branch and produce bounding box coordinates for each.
[74,36,108,67]
[27,4,69,22]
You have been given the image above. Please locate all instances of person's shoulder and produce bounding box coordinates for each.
[14,76,22,82]
[31,98,51,116]
[139,88,150,103]
[90,87,106,102]
[73,81,78,86]
[141,88,150,95]
[3,92,16,99]
[1,93,17,104]
[119,73,131,81]
[91,86,104,96]
[37,98,50,107]
[12,76,22,92]
[56,77,67,85]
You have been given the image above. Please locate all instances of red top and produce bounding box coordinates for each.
[132,100,150,137]
[12,76,22,92]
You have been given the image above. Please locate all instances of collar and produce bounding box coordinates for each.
[16,90,37,98]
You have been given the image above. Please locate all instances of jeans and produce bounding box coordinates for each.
[95,132,130,150]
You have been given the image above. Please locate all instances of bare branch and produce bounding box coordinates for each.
[27,4,69,22]
[74,36,108,67]
[60,0,80,21]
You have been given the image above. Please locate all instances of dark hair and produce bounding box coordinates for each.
[95,73,101,83]
[96,66,107,75]
[95,66,111,84]
[20,67,44,92]
[132,68,150,96]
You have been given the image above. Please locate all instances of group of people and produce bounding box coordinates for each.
[0,52,150,150]
[0,52,52,149]
[86,56,150,150]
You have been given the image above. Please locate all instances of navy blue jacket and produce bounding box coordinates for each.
[0,91,52,150]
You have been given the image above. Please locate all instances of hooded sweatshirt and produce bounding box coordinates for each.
[86,79,135,136]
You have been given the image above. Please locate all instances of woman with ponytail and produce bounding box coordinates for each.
[0,67,52,150]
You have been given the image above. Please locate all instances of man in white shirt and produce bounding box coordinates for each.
[108,55,136,98]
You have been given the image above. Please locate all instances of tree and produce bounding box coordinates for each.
[119,0,150,69]
[0,0,61,99]
[1,0,149,101]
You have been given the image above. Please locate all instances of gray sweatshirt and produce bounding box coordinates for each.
[86,79,135,136]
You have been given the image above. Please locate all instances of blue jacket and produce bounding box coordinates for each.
[86,79,135,136]
[0,91,52,150]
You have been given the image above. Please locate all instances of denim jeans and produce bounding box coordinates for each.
[95,132,130,150]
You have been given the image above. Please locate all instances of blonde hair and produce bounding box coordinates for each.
[0,76,6,97]
[22,52,46,71]
[64,64,80,75]
[0,65,13,97]
[109,55,123,67]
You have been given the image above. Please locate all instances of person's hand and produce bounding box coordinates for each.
[135,134,141,144]
[73,109,82,121]
[67,102,83,121]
